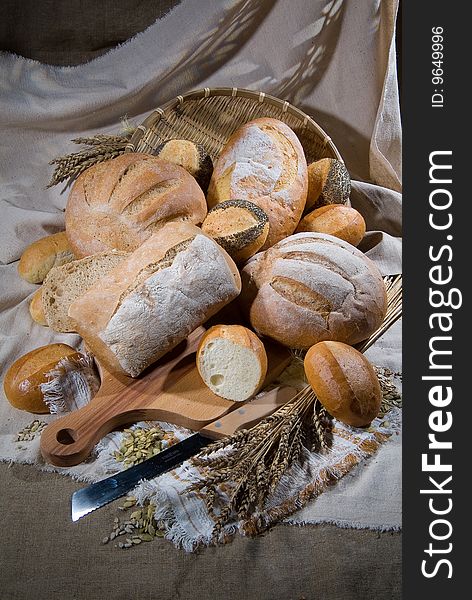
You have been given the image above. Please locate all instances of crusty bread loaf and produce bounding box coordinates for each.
[240,232,387,349]
[3,344,80,413]
[196,325,268,401]
[68,223,242,378]
[18,231,75,284]
[305,158,350,212]
[207,118,308,249]
[29,287,47,326]
[304,341,381,427]
[65,153,207,257]
[201,199,269,262]
[42,250,128,333]
[296,205,366,247]
[154,139,213,192]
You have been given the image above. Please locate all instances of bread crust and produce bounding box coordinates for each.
[65,153,207,257]
[207,118,308,249]
[3,344,79,413]
[304,341,381,427]
[29,287,47,326]
[68,223,242,377]
[18,231,75,284]
[240,232,387,349]
[296,205,366,247]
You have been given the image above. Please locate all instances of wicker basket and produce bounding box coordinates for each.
[126,87,342,165]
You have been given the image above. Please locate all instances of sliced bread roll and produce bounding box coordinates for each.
[42,250,128,333]
[68,223,242,378]
[18,231,75,284]
[201,199,269,262]
[196,325,268,401]
[30,287,47,326]
[207,118,308,249]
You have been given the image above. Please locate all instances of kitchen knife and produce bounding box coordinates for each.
[71,385,296,521]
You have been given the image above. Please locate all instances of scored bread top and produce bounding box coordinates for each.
[68,223,242,377]
[240,232,387,349]
[207,118,308,249]
[65,153,207,257]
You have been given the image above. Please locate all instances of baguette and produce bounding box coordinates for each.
[68,223,242,377]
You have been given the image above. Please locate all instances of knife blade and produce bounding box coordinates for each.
[71,385,296,521]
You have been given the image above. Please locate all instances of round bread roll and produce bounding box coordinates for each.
[65,153,207,258]
[3,344,80,413]
[306,158,350,212]
[154,139,213,192]
[196,325,268,402]
[207,117,308,249]
[296,205,366,247]
[29,287,47,326]
[304,341,381,427]
[240,232,387,349]
[201,199,269,262]
[18,231,75,284]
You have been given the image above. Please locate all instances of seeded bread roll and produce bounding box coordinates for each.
[196,325,268,401]
[201,200,269,262]
[305,158,350,212]
[296,205,366,247]
[29,287,47,326]
[68,223,242,378]
[18,231,75,284]
[154,139,213,192]
[240,232,387,349]
[304,341,381,427]
[207,118,308,249]
[3,344,80,413]
[65,153,207,257]
[42,250,128,333]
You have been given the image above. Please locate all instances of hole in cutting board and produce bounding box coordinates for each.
[56,428,78,445]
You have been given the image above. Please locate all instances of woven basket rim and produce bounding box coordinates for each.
[127,87,343,162]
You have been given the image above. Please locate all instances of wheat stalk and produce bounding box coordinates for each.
[187,275,402,539]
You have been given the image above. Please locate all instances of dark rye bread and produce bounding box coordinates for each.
[42,251,128,333]
[201,199,269,262]
[305,158,351,212]
[154,139,213,192]
[240,232,387,349]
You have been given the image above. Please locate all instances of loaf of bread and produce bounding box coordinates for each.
[201,199,269,262]
[65,153,207,257]
[154,139,213,192]
[304,341,381,427]
[207,118,308,249]
[196,325,267,401]
[29,287,47,326]
[296,205,366,247]
[42,250,128,333]
[240,232,387,349]
[68,223,242,378]
[305,158,350,212]
[18,231,75,284]
[3,344,80,413]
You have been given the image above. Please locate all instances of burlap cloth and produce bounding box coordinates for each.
[0,0,401,597]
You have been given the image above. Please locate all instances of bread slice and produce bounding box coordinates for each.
[42,251,128,333]
[196,325,268,402]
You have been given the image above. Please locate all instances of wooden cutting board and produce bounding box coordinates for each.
[40,327,291,467]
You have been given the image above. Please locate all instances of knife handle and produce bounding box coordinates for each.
[199,386,297,440]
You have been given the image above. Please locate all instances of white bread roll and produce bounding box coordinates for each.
[296,205,366,247]
[68,223,242,377]
[196,325,268,401]
[18,231,75,284]
[304,341,381,427]
[207,118,308,249]
[65,153,207,258]
[240,232,387,349]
